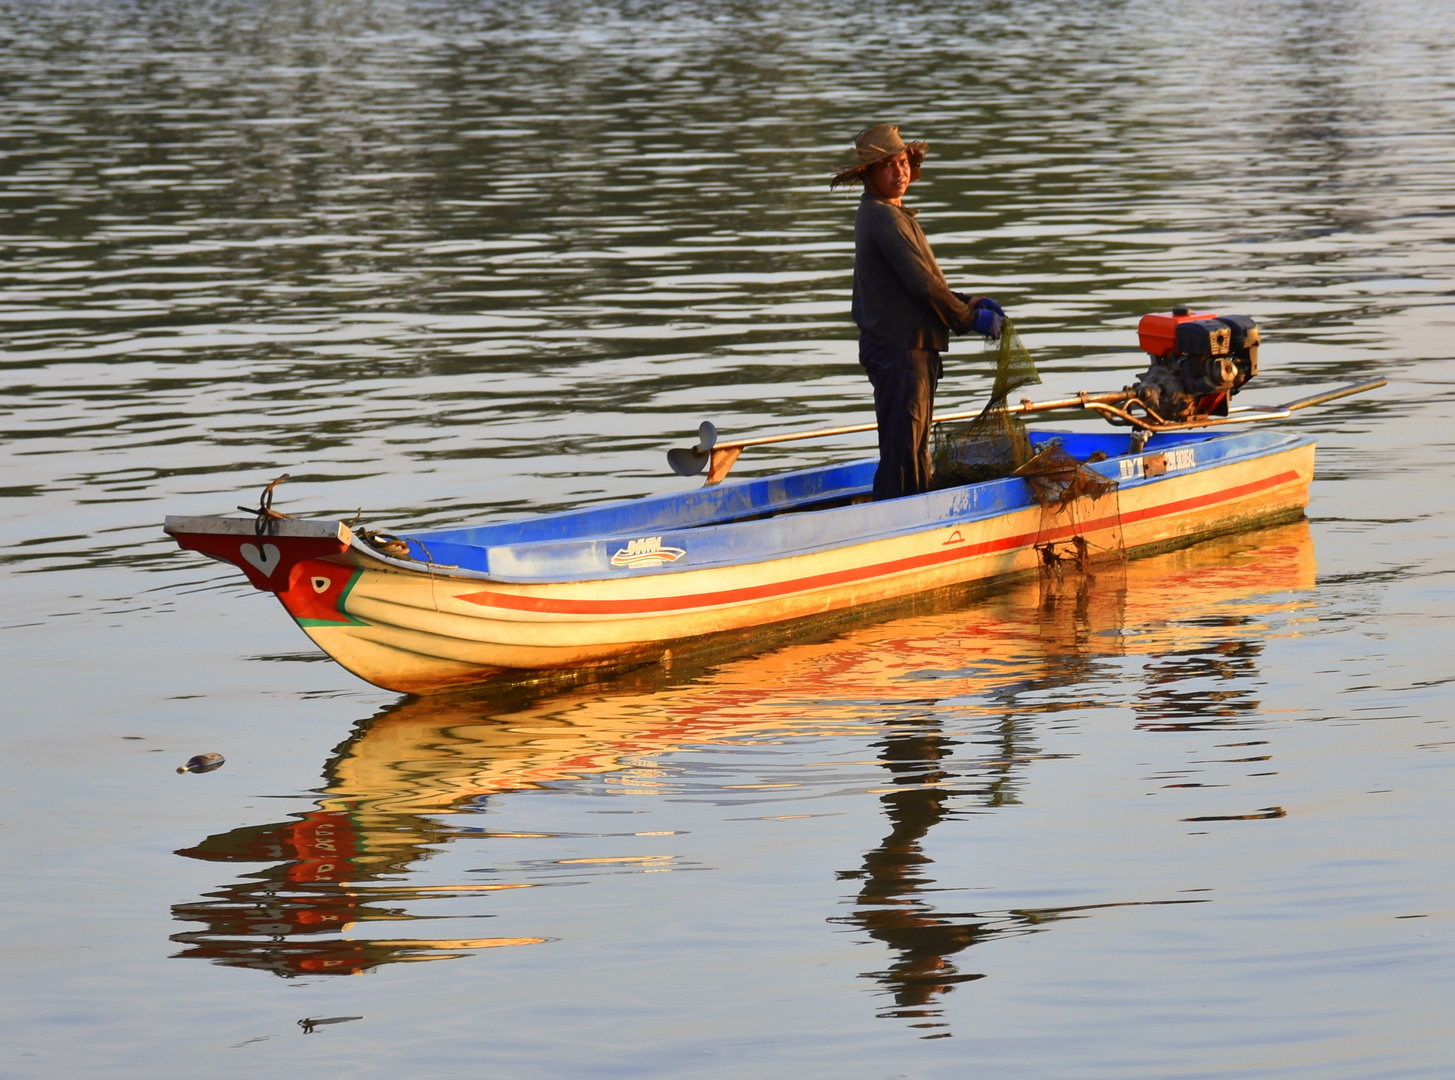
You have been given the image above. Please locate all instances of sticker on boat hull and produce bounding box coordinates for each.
[1120,446,1196,480]
[611,536,685,568]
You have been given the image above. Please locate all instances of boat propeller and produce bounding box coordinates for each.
[666,421,717,477]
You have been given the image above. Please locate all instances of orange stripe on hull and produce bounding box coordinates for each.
[455,469,1301,617]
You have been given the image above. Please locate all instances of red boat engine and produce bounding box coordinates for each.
[1132,307,1260,421]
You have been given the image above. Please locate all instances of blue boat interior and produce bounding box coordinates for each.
[395,428,1297,582]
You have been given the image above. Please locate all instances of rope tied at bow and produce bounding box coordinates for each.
[238,473,294,545]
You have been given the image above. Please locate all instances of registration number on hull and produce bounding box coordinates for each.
[1120,446,1196,480]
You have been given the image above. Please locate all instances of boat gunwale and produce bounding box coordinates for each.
[350,428,1314,586]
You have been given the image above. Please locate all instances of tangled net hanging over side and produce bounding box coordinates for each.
[931,318,1041,488]
[1018,439,1127,573]
[1015,442,1119,511]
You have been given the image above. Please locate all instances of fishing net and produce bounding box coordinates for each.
[1017,442,1117,512]
[1019,442,1127,585]
[931,318,1042,487]
[931,318,1127,585]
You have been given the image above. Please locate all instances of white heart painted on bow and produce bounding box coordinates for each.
[239,542,282,578]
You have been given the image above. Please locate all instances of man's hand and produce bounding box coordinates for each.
[970,296,1004,340]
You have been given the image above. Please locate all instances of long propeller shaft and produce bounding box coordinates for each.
[668,379,1386,484]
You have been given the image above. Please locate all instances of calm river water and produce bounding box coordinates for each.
[3,0,1454,1076]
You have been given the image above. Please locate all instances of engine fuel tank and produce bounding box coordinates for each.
[1138,307,1215,358]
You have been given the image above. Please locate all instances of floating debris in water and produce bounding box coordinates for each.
[177,753,224,774]
[298,1016,363,1034]
[1181,806,1285,822]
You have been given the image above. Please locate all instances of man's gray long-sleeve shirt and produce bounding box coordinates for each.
[851,193,976,351]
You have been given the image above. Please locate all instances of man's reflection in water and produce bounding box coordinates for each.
[832,679,1076,1034]
[832,525,1312,1036]
[832,574,1113,1033]
[834,713,987,1034]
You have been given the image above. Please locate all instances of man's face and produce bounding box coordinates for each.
[866,152,911,200]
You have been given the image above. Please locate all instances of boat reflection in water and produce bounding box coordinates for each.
[173,523,1315,1004]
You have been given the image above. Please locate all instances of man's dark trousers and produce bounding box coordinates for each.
[860,334,941,500]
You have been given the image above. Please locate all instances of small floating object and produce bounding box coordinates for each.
[1182,806,1286,822]
[177,753,225,774]
[298,1015,363,1034]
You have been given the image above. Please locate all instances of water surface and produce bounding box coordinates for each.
[3,0,1454,1076]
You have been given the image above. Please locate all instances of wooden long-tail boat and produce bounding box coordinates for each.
[164,402,1355,695]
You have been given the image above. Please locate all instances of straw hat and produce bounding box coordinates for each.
[830,124,928,189]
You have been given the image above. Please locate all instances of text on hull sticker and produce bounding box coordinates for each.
[610,536,686,568]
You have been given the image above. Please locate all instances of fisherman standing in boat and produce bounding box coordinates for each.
[833,125,1004,500]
